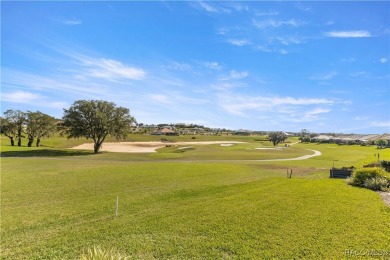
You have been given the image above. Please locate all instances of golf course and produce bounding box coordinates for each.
[1,134,390,259]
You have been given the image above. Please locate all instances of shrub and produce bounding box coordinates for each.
[381,160,390,172]
[80,246,128,260]
[363,176,390,191]
[346,168,390,191]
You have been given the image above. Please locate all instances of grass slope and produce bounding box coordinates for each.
[1,136,390,258]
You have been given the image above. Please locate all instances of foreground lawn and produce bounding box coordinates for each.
[2,151,390,258]
[1,136,390,258]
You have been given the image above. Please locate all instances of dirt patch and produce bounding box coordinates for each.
[70,141,245,153]
[378,191,390,208]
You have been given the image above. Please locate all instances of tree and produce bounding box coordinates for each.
[3,110,26,146]
[0,117,17,146]
[299,129,310,142]
[25,111,57,147]
[268,131,288,146]
[62,100,136,153]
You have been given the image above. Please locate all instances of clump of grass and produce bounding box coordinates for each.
[346,168,390,191]
[80,246,128,260]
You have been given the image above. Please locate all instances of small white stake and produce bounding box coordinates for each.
[115,196,119,217]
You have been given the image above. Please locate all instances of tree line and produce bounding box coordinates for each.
[1,99,292,153]
[1,100,136,153]
[0,110,57,147]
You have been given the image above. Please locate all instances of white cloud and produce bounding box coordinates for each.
[204,62,222,70]
[354,116,368,121]
[194,1,231,14]
[1,90,42,103]
[349,71,370,80]
[309,72,338,81]
[254,10,279,16]
[217,28,229,35]
[253,18,305,29]
[80,57,146,80]
[59,18,82,25]
[380,58,388,64]
[219,70,248,81]
[165,61,192,71]
[305,108,330,117]
[150,93,208,105]
[218,94,335,116]
[277,36,303,45]
[279,49,288,55]
[325,21,335,26]
[227,39,252,46]
[323,31,371,38]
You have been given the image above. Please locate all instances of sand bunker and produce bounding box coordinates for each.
[70,141,245,153]
[255,147,285,150]
[220,144,234,147]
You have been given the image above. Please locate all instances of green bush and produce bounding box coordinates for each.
[381,160,390,172]
[346,168,390,191]
[363,176,390,191]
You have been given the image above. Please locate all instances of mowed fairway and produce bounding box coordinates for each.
[1,136,390,259]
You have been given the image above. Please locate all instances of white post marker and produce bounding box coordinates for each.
[115,196,119,217]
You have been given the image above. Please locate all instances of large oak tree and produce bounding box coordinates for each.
[62,100,135,153]
[3,110,26,146]
[25,111,57,147]
[0,116,17,146]
[267,131,288,146]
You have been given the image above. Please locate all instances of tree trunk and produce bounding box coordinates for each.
[17,129,22,146]
[10,137,14,146]
[28,138,34,147]
[36,138,41,147]
[94,142,102,153]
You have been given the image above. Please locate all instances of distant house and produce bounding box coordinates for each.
[152,127,178,136]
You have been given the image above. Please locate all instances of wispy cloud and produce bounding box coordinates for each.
[380,58,388,64]
[294,2,311,12]
[150,93,208,105]
[254,10,279,16]
[309,72,338,81]
[227,39,252,46]
[219,70,248,81]
[194,1,231,14]
[348,71,370,80]
[1,90,68,109]
[204,62,222,70]
[164,61,192,71]
[253,18,306,29]
[218,94,336,117]
[76,56,146,80]
[59,18,82,25]
[2,90,42,103]
[323,30,371,38]
[279,49,288,55]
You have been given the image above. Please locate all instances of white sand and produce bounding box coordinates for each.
[255,147,285,150]
[70,141,245,153]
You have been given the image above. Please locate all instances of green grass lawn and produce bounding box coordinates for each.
[1,136,390,259]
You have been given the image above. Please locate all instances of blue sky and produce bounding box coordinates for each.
[1,1,389,133]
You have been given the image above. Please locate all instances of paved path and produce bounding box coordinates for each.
[249,149,321,162]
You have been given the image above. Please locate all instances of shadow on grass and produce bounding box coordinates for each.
[0,149,94,158]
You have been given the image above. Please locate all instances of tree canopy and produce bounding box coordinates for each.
[267,131,288,146]
[25,111,57,147]
[0,116,18,146]
[3,110,26,146]
[62,100,136,153]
